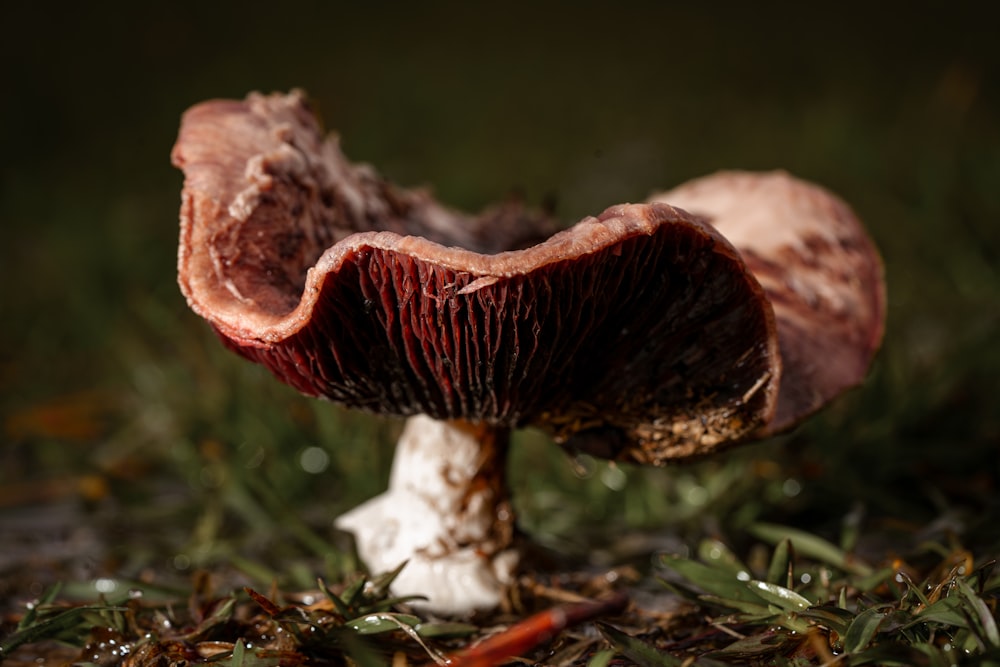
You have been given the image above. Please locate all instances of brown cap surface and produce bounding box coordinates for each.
[174,92,782,464]
[652,171,886,434]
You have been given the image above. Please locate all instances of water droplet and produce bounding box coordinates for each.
[94,578,117,594]
[600,464,627,491]
[685,485,708,506]
[569,454,595,479]
[782,478,802,497]
[244,445,266,469]
[299,446,330,474]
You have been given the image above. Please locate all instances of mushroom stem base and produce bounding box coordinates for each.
[334,414,516,615]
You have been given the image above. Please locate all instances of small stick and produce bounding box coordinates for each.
[446,591,629,667]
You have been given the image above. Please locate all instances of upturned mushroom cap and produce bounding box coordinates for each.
[173,91,782,464]
[651,172,886,434]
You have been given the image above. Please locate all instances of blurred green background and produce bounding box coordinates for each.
[2,2,997,603]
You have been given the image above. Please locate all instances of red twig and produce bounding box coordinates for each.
[446,591,629,667]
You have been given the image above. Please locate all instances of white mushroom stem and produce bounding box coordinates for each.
[334,414,518,615]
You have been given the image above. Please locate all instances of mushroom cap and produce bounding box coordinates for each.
[173,91,782,464]
[651,171,886,434]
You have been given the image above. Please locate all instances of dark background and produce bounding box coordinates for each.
[2,2,998,600]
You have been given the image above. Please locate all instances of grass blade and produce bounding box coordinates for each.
[15,584,63,631]
[956,577,1000,647]
[915,596,969,628]
[412,621,478,639]
[698,538,749,576]
[345,612,421,634]
[798,605,855,636]
[708,629,790,660]
[766,538,792,586]
[746,580,813,612]
[750,523,872,576]
[659,554,763,604]
[0,604,127,655]
[596,622,682,667]
[318,577,352,617]
[844,607,888,654]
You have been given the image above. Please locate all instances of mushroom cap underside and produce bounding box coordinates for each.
[174,92,784,464]
[651,171,886,435]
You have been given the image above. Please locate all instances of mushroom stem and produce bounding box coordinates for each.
[334,414,518,615]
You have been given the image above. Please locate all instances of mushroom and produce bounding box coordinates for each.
[648,171,886,434]
[172,90,885,615]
